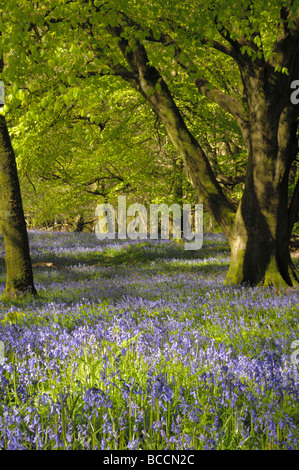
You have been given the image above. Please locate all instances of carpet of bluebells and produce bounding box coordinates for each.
[0,230,298,450]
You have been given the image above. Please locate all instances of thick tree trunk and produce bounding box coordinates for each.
[226,202,298,288]
[0,114,37,298]
[226,67,298,287]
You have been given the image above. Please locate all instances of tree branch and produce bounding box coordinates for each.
[216,174,245,187]
[107,23,236,235]
[171,47,249,135]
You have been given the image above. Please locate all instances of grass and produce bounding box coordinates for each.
[0,231,298,450]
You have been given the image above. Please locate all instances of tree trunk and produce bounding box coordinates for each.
[144,67,298,287]
[0,114,37,298]
[226,66,298,287]
[226,201,298,288]
[72,214,85,232]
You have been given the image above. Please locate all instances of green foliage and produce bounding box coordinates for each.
[0,0,297,234]
[0,310,26,326]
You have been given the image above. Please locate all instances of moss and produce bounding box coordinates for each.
[288,264,299,287]
[263,256,289,288]
[225,243,295,289]
[225,248,246,285]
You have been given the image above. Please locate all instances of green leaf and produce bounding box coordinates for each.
[67,76,76,86]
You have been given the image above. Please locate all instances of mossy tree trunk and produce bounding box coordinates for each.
[226,64,299,287]
[107,21,299,287]
[0,114,36,298]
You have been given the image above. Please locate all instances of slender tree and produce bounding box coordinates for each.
[0,54,36,298]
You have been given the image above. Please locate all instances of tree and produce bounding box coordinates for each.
[0,4,37,297]
[84,0,298,287]
[0,56,36,297]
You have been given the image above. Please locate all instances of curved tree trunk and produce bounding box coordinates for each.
[0,114,37,298]
[125,45,297,286]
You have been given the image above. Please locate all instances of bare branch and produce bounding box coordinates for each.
[216,174,245,187]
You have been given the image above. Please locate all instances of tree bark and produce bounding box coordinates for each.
[225,64,299,287]
[0,114,37,298]
[226,199,298,287]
